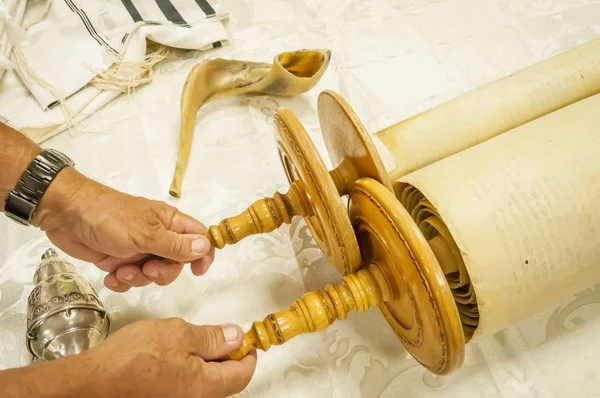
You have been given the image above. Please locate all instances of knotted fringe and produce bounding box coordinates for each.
[3,0,79,134]
[12,46,81,133]
[0,0,26,73]
[88,42,170,94]
[23,0,51,29]
[3,0,170,137]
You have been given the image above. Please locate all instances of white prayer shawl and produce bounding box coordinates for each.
[0,0,26,80]
[0,0,229,143]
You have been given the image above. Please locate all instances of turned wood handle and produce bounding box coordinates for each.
[226,265,391,360]
[203,197,286,250]
[204,183,306,249]
[160,182,306,263]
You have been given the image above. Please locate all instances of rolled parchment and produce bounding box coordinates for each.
[373,36,600,182]
[395,93,600,340]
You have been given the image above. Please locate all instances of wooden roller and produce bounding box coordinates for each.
[226,177,466,375]
[225,92,600,375]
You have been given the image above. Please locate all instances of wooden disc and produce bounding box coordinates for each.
[348,178,465,374]
[274,107,362,274]
[317,90,392,190]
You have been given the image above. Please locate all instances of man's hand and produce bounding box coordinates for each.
[0,319,257,398]
[89,319,257,397]
[1,122,213,291]
[31,167,215,292]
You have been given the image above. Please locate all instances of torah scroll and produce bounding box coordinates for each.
[374,36,600,182]
[395,93,600,341]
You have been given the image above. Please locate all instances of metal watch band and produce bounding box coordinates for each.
[4,149,75,226]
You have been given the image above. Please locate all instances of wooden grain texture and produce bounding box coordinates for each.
[226,177,465,375]
[163,106,363,274]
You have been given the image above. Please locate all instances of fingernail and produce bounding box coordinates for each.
[222,324,239,343]
[106,279,118,288]
[122,272,134,281]
[198,257,212,275]
[147,269,160,279]
[192,237,209,254]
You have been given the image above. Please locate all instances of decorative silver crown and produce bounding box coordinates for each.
[26,248,111,361]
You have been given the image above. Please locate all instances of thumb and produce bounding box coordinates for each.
[142,230,212,262]
[188,324,244,360]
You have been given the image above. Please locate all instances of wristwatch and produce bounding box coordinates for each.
[4,149,75,226]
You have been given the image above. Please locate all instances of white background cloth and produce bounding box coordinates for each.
[1,0,600,397]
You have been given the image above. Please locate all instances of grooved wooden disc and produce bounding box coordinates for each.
[318,90,392,190]
[273,107,362,274]
[347,178,465,374]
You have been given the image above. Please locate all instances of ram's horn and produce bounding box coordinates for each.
[169,48,332,198]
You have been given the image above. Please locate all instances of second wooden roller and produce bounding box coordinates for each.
[191,36,600,275]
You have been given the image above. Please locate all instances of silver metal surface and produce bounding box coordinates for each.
[26,248,111,361]
[5,149,75,226]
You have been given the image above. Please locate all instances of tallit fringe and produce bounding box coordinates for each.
[12,46,81,134]
[8,0,170,137]
[8,0,79,135]
[23,0,52,30]
[88,43,171,94]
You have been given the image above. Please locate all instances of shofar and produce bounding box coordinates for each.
[169,49,331,198]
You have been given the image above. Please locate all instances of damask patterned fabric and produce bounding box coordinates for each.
[1,0,600,397]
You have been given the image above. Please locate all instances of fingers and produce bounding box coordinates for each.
[187,324,244,360]
[190,247,215,276]
[141,206,214,263]
[46,231,107,264]
[168,211,209,235]
[94,253,148,273]
[103,259,185,292]
[104,273,132,293]
[115,264,153,287]
[102,242,213,291]
[203,351,258,397]
[187,323,256,396]
[141,258,185,285]
[139,229,212,263]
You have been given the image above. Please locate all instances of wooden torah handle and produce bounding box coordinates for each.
[203,181,306,249]
[158,182,306,263]
[226,264,391,360]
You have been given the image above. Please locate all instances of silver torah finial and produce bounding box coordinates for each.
[26,248,111,361]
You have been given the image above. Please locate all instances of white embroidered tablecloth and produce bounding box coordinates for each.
[1,1,600,397]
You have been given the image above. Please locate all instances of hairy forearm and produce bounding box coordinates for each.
[0,353,105,398]
[0,122,90,228]
[0,122,42,211]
